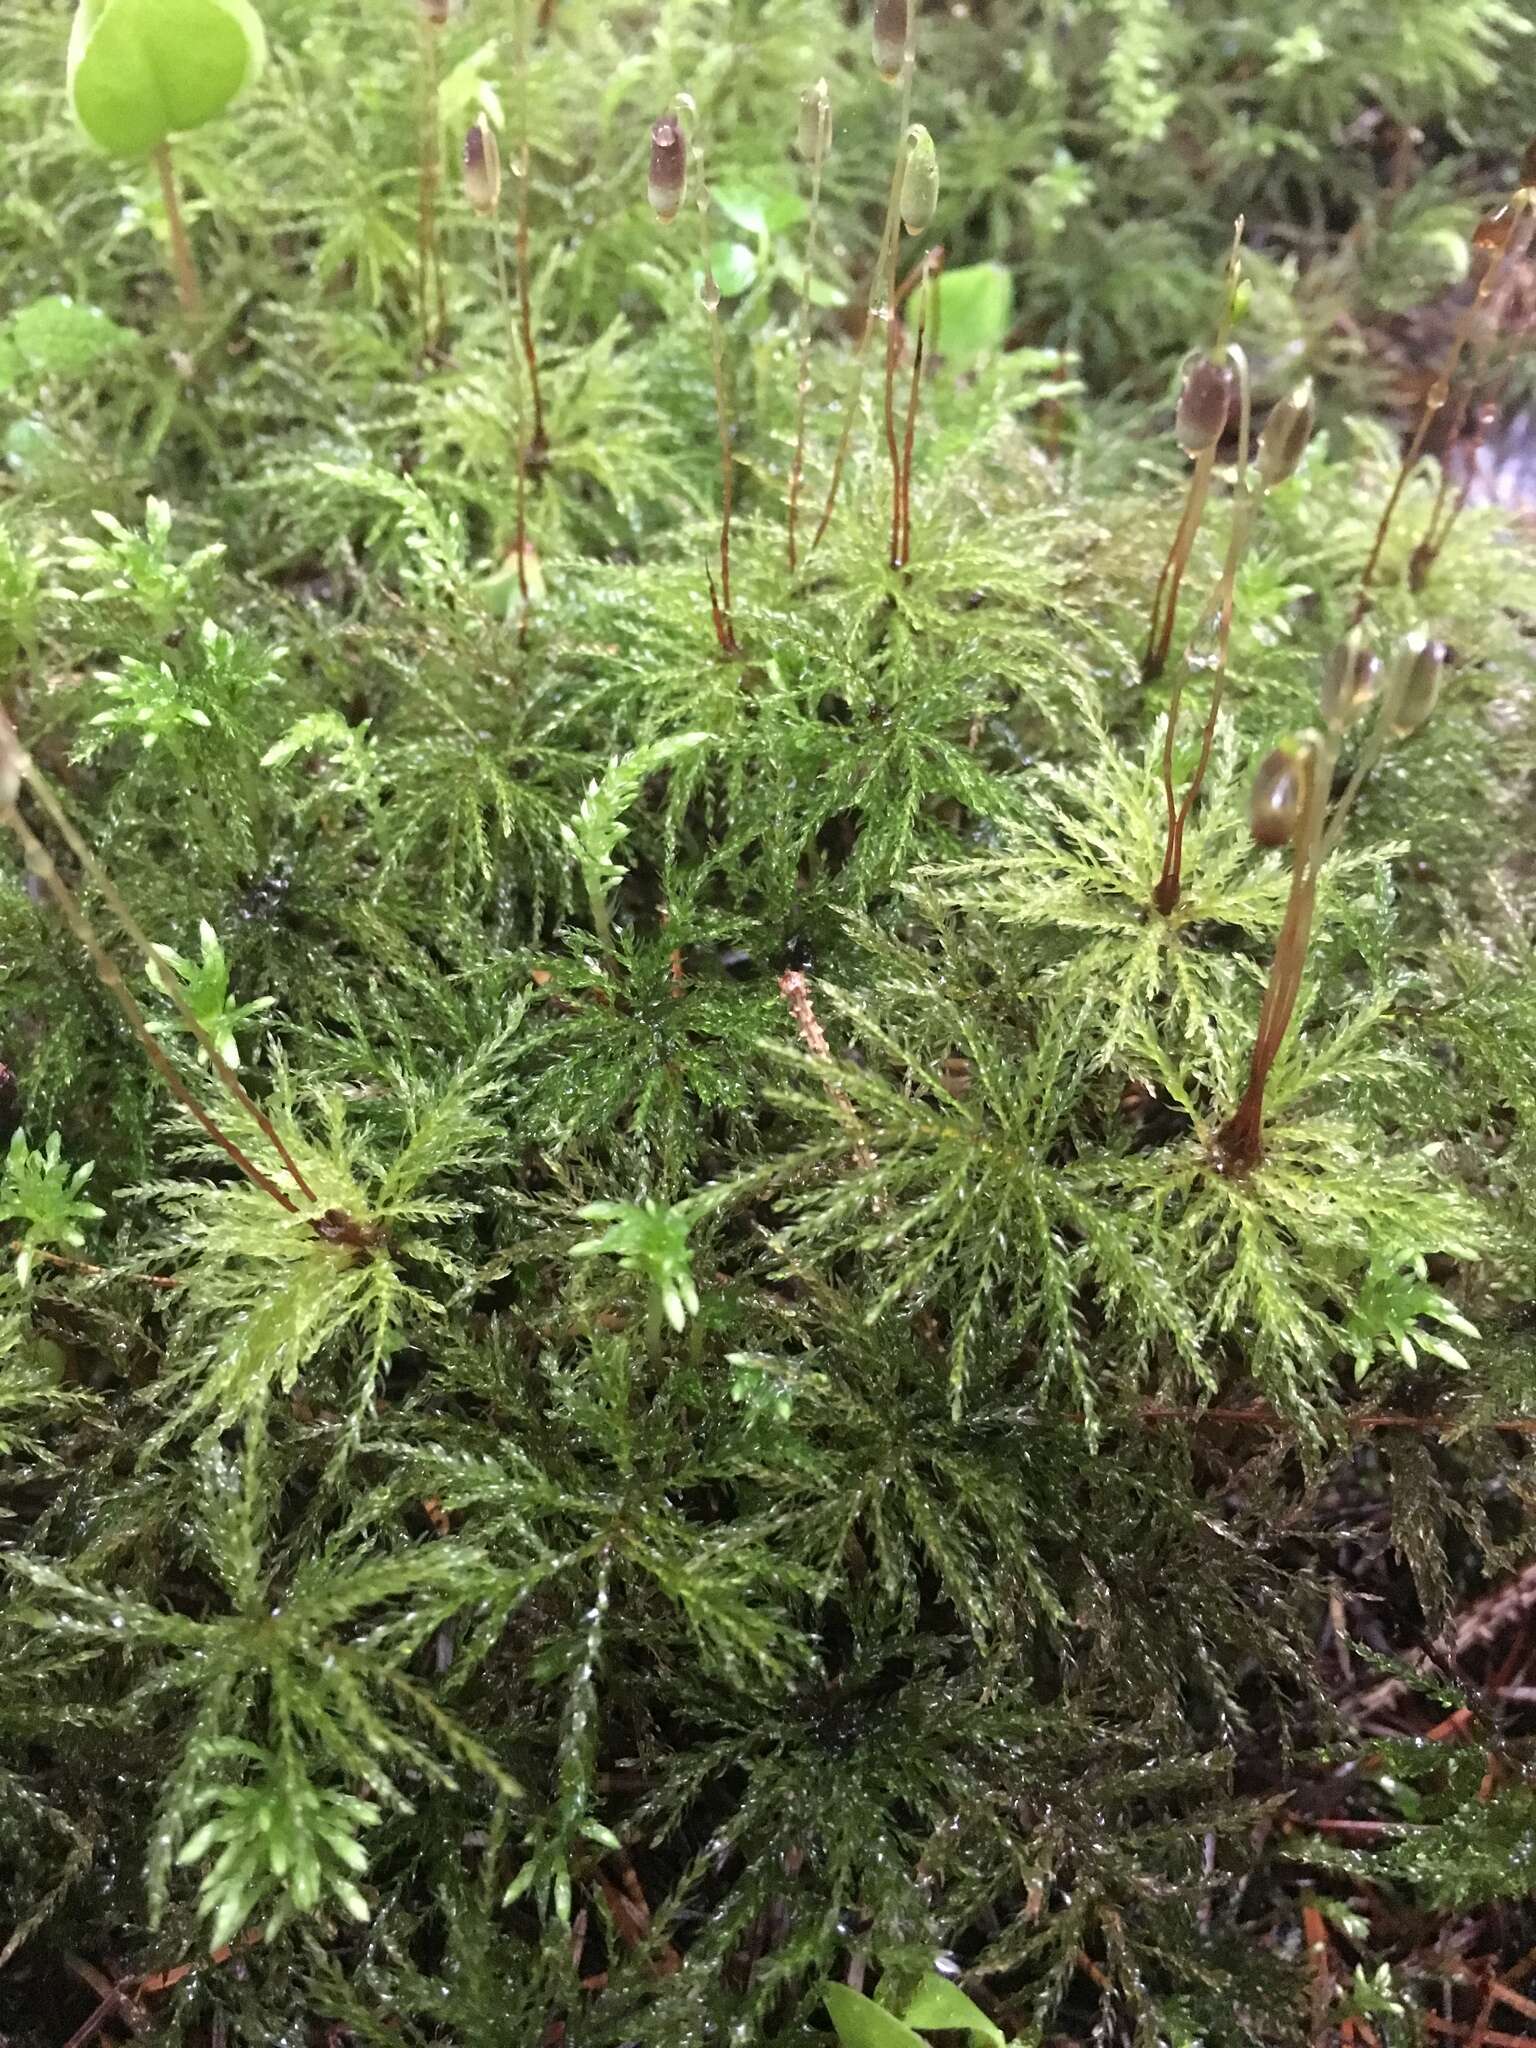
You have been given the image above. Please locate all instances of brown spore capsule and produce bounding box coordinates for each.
[1390,631,1448,737]
[1319,629,1380,733]
[1175,353,1234,454]
[418,0,452,23]
[872,0,911,82]
[648,116,687,226]
[1522,136,1536,190]
[1256,377,1314,489]
[1472,203,1516,256]
[1249,746,1303,848]
[462,121,501,216]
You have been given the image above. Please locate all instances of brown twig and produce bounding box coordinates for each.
[779,969,875,1170]
[11,1241,179,1289]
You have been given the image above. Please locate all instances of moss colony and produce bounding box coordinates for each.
[3,0,1536,2042]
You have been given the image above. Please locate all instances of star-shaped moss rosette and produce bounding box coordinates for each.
[67,0,266,312]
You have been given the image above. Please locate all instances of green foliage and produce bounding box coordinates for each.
[67,0,266,158]
[1,0,1536,2040]
[0,1130,103,1285]
[148,917,275,1067]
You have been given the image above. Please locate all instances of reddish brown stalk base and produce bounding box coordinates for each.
[1212,748,1325,1176]
[888,250,940,571]
[1142,446,1216,682]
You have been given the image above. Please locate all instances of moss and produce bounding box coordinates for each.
[2,0,1536,2042]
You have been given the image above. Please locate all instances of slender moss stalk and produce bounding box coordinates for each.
[466,122,532,621]
[151,139,203,322]
[1215,633,1430,1174]
[1153,364,1316,915]
[0,716,302,1212]
[1142,227,1245,683]
[1352,190,1534,622]
[511,0,547,472]
[678,97,738,652]
[1212,733,1329,1176]
[2,714,318,1206]
[787,80,832,573]
[417,4,448,357]
[894,248,940,569]
[807,12,915,559]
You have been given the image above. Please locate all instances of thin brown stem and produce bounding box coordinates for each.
[512,0,546,462]
[1,795,296,1212]
[786,101,829,573]
[1143,443,1216,683]
[1352,198,1534,622]
[1214,736,1332,1174]
[896,249,939,569]
[808,58,913,559]
[680,102,737,652]
[883,288,904,569]
[417,20,443,357]
[13,736,317,1203]
[491,219,532,618]
[151,140,203,322]
[1155,349,1255,914]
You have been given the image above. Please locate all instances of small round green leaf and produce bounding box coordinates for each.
[824,1985,928,2048]
[67,0,267,158]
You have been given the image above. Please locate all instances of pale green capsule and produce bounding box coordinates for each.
[796,78,831,163]
[900,125,939,237]
[1389,631,1448,737]
[1319,628,1379,733]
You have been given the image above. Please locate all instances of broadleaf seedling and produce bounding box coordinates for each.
[66,0,267,317]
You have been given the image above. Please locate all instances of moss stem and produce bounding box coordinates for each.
[152,139,203,322]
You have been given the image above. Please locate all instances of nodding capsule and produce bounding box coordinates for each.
[872,0,911,82]
[1319,629,1380,734]
[462,122,502,216]
[417,0,453,24]
[1249,745,1304,848]
[1175,353,1234,455]
[1256,378,1315,488]
[1389,631,1448,737]
[648,116,687,226]
[1472,203,1517,257]
[796,79,831,164]
[900,125,939,236]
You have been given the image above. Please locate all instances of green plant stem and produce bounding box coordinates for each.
[807,57,913,559]
[151,139,203,322]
